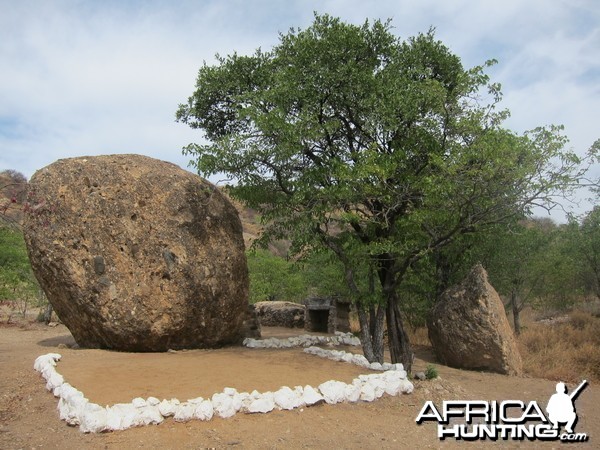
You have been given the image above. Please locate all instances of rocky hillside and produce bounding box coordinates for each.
[226,193,290,257]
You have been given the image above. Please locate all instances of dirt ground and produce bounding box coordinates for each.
[1,322,598,449]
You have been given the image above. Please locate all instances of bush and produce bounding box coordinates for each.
[0,226,44,320]
[246,250,307,303]
[425,364,439,380]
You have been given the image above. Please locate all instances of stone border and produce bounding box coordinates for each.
[303,347,406,372]
[34,339,413,433]
[242,331,361,348]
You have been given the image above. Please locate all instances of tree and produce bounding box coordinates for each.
[177,15,592,372]
[0,170,28,228]
[577,207,600,300]
[478,220,558,334]
[246,249,307,303]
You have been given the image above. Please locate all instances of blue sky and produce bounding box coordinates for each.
[1,0,598,221]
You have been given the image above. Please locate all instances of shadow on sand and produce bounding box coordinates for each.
[37,334,77,348]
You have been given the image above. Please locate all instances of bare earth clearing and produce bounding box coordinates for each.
[1,322,598,449]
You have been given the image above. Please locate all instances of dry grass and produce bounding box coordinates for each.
[351,305,599,384]
[348,312,431,347]
[518,309,600,383]
[407,327,431,346]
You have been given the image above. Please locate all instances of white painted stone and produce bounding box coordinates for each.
[274,386,302,410]
[399,379,414,394]
[106,403,140,430]
[158,399,179,417]
[359,383,376,402]
[369,362,383,371]
[318,380,347,405]
[300,385,322,406]
[79,402,108,433]
[247,392,275,414]
[57,386,88,425]
[344,383,361,403]
[131,397,147,408]
[193,400,214,421]
[173,402,195,422]
[139,405,164,425]
[212,392,236,418]
[147,397,160,406]
[351,354,371,368]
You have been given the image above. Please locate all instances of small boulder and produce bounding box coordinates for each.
[427,264,523,375]
[413,371,426,381]
[23,154,249,351]
[254,301,305,328]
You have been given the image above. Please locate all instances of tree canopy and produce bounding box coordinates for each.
[177,14,594,371]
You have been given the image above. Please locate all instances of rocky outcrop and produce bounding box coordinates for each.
[254,301,305,328]
[427,265,523,375]
[23,154,249,351]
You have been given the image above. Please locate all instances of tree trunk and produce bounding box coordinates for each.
[510,291,521,335]
[358,304,385,363]
[434,249,452,300]
[358,308,376,362]
[386,292,414,373]
[43,302,53,325]
[372,305,385,363]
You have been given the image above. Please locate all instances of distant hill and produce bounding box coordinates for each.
[225,193,290,257]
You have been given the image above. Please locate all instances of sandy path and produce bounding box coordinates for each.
[1,323,598,449]
[58,347,370,405]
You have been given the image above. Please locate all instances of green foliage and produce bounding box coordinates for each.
[178,14,594,365]
[425,364,439,380]
[178,13,587,288]
[481,221,561,304]
[246,249,305,303]
[246,248,348,303]
[0,226,39,303]
[296,250,350,298]
[576,207,600,300]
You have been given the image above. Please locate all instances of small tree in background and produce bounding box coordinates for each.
[177,14,594,371]
[1,170,28,228]
[479,220,560,334]
[0,170,47,321]
[574,207,600,301]
[246,249,307,302]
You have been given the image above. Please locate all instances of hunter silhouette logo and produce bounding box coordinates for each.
[546,380,587,435]
[416,380,589,442]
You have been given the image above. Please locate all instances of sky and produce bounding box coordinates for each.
[0,0,598,221]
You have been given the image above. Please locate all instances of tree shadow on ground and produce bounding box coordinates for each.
[37,334,76,348]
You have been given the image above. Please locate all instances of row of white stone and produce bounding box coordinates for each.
[242,333,403,372]
[34,349,413,433]
[242,331,361,349]
[303,346,406,372]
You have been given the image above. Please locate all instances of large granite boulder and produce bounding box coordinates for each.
[427,264,523,375]
[254,301,305,328]
[23,154,249,351]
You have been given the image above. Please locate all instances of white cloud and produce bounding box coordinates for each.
[0,0,598,220]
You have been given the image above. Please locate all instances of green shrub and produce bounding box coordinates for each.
[0,226,41,310]
[425,364,439,380]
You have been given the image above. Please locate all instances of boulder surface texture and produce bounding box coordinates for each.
[254,301,305,328]
[427,264,523,375]
[23,154,249,351]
